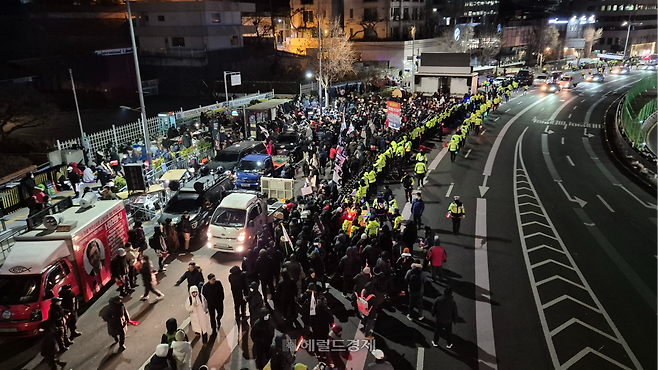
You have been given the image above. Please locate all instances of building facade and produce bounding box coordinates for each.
[131,0,256,66]
[569,0,656,56]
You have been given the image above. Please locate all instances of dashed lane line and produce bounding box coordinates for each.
[475,197,498,370]
[596,194,615,212]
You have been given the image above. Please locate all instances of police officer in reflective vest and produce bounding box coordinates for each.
[448,195,466,234]
[414,160,427,187]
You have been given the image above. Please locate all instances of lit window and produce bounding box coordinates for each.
[612,5,617,10]
[601,5,605,10]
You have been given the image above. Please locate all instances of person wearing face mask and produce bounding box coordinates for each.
[185,285,211,345]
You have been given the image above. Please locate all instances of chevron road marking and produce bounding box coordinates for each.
[513,130,644,370]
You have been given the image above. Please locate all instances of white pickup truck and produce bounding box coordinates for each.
[206,191,283,253]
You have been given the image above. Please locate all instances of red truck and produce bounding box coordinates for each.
[0,200,128,337]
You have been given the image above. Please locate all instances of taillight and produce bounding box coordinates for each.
[237,230,246,242]
[30,309,42,322]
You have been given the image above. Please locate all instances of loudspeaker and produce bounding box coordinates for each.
[124,163,147,191]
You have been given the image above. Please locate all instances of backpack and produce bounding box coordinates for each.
[408,270,422,293]
[355,289,375,316]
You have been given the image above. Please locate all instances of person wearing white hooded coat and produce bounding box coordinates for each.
[171,329,192,370]
[185,285,211,343]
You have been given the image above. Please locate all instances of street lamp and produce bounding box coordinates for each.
[411,25,416,94]
[306,72,313,79]
[622,21,642,58]
[538,47,550,68]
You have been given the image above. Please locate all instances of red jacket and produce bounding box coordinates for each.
[329,147,337,159]
[426,245,447,267]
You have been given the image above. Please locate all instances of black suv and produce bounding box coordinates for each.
[207,141,266,173]
[274,131,302,162]
[159,171,234,237]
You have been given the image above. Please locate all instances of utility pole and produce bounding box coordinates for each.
[126,0,150,166]
[69,69,87,165]
[318,13,323,116]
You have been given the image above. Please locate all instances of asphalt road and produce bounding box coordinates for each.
[2,72,656,370]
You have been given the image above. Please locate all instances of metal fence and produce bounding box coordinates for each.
[56,91,275,156]
[621,76,657,146]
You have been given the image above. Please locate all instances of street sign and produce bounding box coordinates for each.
[230,74,242,86]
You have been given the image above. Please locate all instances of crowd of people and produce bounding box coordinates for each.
[37,82,513,370]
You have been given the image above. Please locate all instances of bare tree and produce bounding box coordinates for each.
[476,30,502,66]
[527,24,560,63]
[0,85,56,143]
[245,16,274,45]
[350,20,384,41]
[318,18,357,106]
[434,26,475,53]
[583,26,604,57]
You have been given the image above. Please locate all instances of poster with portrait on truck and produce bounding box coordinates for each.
[15,201,128,302]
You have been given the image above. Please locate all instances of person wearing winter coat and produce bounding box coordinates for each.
[256,249,276,300]
[351,267,371,314]
[268,333,295,370]
[251,308,275,370]
[140,256,164,301]
[146,344,175,370]
[308,250,325,287]
[411,195,425,229]
[431,287,459,348]
[401,221,417,250]
[40,322,66,370]
[362,244,382,269]
[275,269,297,321]
[175,262,204,289]
[360,276,384,340]
[178,212,192,251]
[309,295,334,341]
[163,218,180,253]
[101,296,130,351]
[229,266,248,320]
[395,248,415,294]
[282,255,304,294]
[185,285,211,344]
[171,329,192,370]
[337,247,361,297]
[149,226,168,271]
[161,318,179,346]
[247,281,265,325]
[405,263,428,320]
[111,248,133,296]
[202,273,224,335]
[426,242,448,282]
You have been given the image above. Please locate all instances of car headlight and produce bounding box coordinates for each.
[237,246,244,252]
[206,231,212,239]
[237,230,246,242]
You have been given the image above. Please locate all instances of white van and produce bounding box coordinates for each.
[206,191,283,253]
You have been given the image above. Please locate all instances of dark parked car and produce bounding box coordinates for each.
[274,131,302,162]
[159,170,234,237]
[207,141,266,173]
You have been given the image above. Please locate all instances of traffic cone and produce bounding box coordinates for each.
[444,140,448,148]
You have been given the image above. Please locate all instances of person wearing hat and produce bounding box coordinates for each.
[367,349,394,370]
[47,296,72,352]
[360,268,384,340]
[202,273,224,336]
[101,296,131,351]
[58,284,81,338]
[171,329,193,370]
[447,195,466,234]
[111,248,132,296]
[40,320,67,369]
[175,262,204,289]
[251,307,275,370]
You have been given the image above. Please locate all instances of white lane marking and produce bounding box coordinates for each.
[614,184,657,209]
[540,107,545,111]
[494,117,500,121]
[596,195,615,212]
[549,96,579,121]
[544,126,554,134]
[344,324,368,370]
[581,99,586,103]
[518,101,523,105]
[416,347,425,370]
[584,128,594,138]
[573,106,578,110]
[561,137,565,145]
[542,134,587,207]
[513,133,645,370]
[566,155,575,166]
[428,147,448,170]
[464,148,472,158]
[206,323,241,369]
[480,129,486,135]
[445,183,454,198]
[505,108,511,112]
[568,114,572,119]
[483,96,550,178]
[402,203,411,220]
[475,198,498,370]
